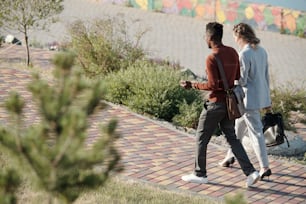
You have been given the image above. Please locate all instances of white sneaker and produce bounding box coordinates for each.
[246,171,260,188]
[181,174,208,184]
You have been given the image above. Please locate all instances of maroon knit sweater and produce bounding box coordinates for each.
[192,44,240,103]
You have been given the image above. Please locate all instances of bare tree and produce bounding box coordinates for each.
[0,0,64,66]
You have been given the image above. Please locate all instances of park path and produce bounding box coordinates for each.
[0,44,305,203]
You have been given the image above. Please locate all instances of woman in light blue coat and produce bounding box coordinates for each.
[219,23,272,180]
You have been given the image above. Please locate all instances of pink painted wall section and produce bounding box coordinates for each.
[98,0,306,37]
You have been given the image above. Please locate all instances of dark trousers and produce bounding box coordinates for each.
[194,101,256,177]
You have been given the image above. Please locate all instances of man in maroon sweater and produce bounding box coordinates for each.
[180,22,259,188]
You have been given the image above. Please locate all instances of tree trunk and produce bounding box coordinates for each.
[24,27,31,67]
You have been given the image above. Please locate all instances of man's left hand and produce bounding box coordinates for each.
[180,80,192,89]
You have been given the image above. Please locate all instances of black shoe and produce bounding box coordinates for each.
[219,157,235,167]
[260,169,272,180]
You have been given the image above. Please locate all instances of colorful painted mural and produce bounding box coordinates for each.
[101,0,306,37]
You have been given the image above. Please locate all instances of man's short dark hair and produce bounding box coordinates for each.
[206,22,223,42]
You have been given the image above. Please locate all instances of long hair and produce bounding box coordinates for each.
[233,23,260,48]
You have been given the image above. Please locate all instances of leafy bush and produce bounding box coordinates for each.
[68,16,147,77]
[104,60,202,123]
[67,13,205,128]
[172,98,203,129]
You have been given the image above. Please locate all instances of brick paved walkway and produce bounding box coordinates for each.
[0,44,305,203]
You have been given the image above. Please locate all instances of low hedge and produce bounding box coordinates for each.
[103,60,202,124]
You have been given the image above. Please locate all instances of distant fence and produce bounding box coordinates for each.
[100,0,306,37]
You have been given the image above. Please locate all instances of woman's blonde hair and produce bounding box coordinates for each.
[233,23,260,48]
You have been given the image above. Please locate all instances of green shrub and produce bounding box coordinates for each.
[104,60,202,123]
[68,16,146,77]
[172,98,203,129]
[103,70,133,105]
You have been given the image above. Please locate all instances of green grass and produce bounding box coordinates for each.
[15,177,221,204]
[75,177,220,204]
